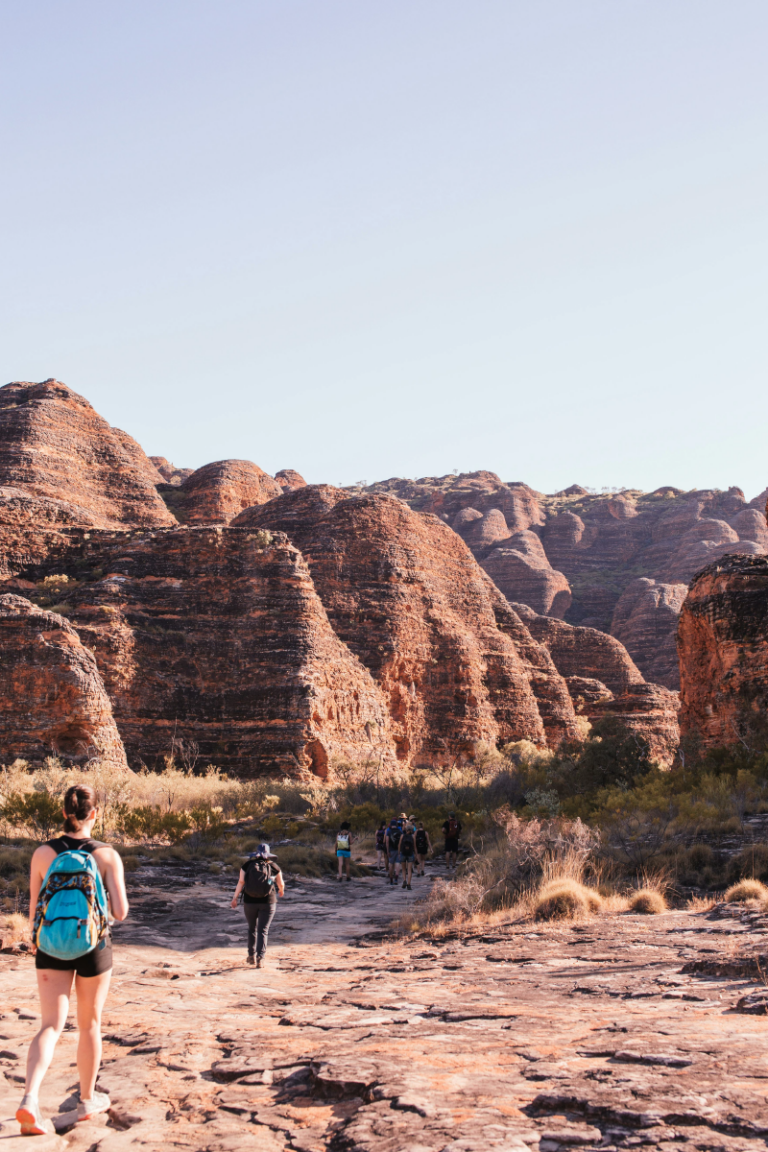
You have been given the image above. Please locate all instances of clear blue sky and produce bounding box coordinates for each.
[2,2,768,496]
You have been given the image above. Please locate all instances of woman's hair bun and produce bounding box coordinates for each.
[63,784,97,833]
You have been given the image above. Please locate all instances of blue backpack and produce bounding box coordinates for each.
[33,847,109,961]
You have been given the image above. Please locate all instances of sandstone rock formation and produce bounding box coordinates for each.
[161,460,283,525]
[0,593,127,768]
[0,487,101,579]
[678,553,768,750]
[511,603,678,765]
[589,682,681,767]
[149,457,194,485]
[0,380,175,528]
[275,468,307,492]
[610,578,688,689]
[41,527,397,777]
[481,531,572,618]
[234,487,580,760]
[366,473,767,684]
[512,603,643,694]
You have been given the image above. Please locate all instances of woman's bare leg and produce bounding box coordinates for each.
[74,971,112,1100]
[25,969,73,1098]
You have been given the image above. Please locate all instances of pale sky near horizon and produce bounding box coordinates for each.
[2,2,768,497]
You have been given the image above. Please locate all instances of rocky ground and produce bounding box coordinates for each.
[2,863,768,1151]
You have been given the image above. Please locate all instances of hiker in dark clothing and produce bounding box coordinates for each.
[384,816,404,886]
[231,843,284,968]
[375,822,387,870]
[442,813,462,870]
[398,822,416,890]
[415,822,432,876]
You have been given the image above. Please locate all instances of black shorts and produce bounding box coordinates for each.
[445,838,459,853]
[36,935,113,977]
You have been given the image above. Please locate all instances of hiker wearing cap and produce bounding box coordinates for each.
[231,843,284,968]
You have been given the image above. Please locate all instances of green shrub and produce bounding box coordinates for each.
[2,792,63,838]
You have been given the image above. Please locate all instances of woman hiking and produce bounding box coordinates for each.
[336,821,353,881]
[17,784,129,1137]
[231,843,284,968]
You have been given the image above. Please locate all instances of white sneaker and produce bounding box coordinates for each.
[77,1090,111,1122]
[16,1095,52,1136]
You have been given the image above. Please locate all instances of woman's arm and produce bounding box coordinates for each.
[103,848,129,922]
[28,846,56,931]
[274,869,285,897]
[231,869,246,908]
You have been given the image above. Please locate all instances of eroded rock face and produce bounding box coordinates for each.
[275,468,307,493]
[0,594,127,768]
[611,578,688,689]
[168,459,283,525]
[49,527,396,777]
[149,456,194,486]
[0,380,175,528]
[235,487,579,760]
[678,553,768,750]
[512,603,643,694]
[366,474,766,683]
[481,531,572,618]
[511,603,679,765]
[0,486,102,579]
[589,683,680,767]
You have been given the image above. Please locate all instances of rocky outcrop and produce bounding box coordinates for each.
[149,457,194,486]
[44,527,397,778]
[511,603,678,765]
[678,553,768,750]
[163,460,283,525]
[589,682,680,766]
[234,487,580,761]
[0,594,127,768]
[365,473,767,683]
[512,603,643,695]
[481,531,572,618]
[0,487,102,579]
[0,380,175,527]
[611,578,688,689]
[275,469,307,493]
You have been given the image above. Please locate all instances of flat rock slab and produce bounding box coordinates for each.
[2,866,768,1151]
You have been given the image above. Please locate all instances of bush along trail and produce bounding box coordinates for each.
[3,851,768,1151]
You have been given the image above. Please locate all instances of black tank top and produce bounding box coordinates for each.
[46,835,107,855]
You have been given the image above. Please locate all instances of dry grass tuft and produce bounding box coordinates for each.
[724,878,768,903]
[0,912,31,949]
[534,877,602,921]
[687,894,718,913]
[629,888,667,914]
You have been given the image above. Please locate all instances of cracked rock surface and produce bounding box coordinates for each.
[2,866,768,1150]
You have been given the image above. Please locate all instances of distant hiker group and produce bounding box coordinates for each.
[374,812,462,887]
